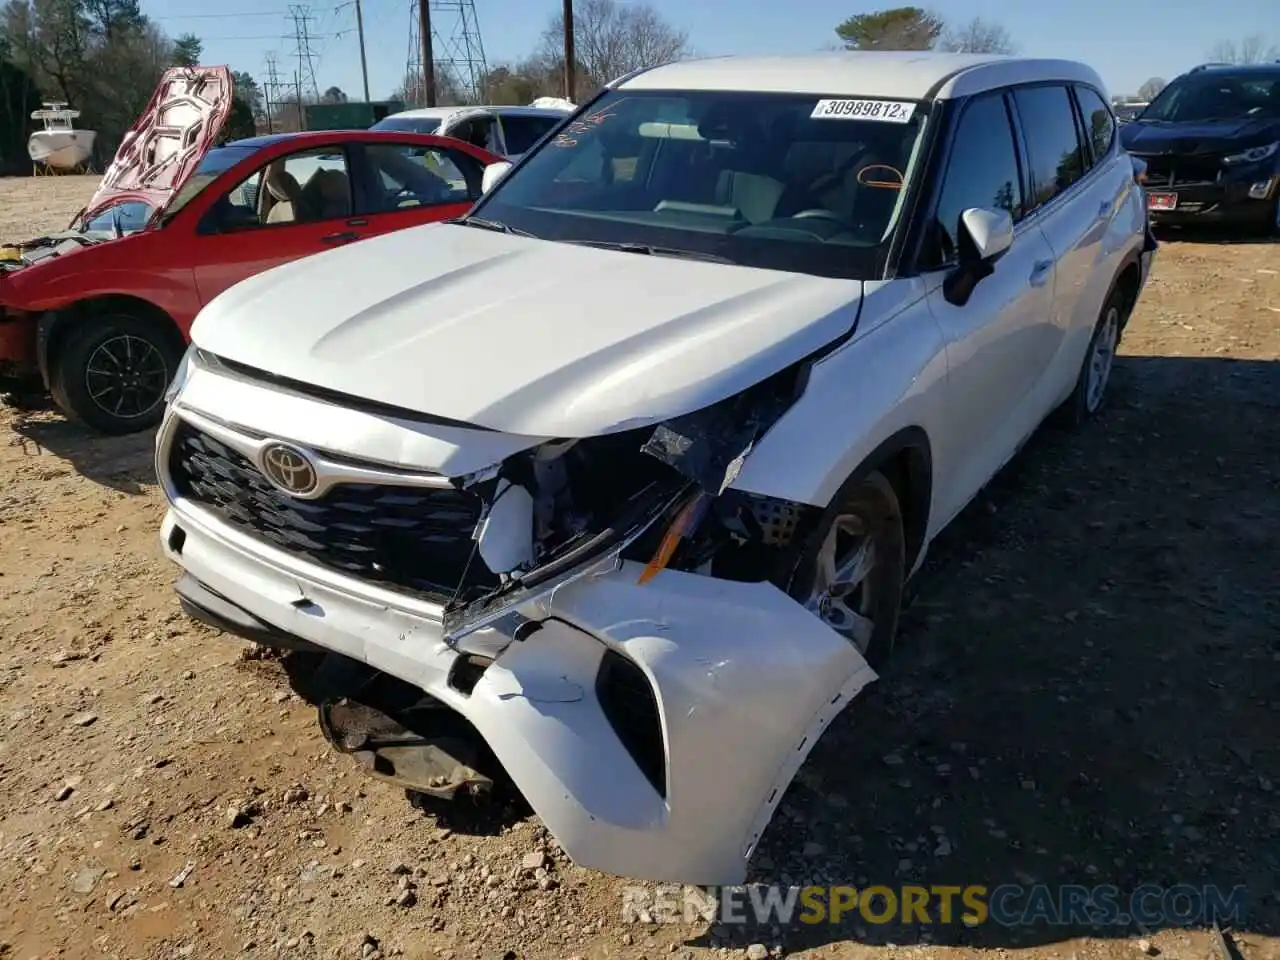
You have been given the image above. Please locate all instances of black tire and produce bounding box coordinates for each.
[1052,284,1128,430]
[48,311,184,435]
[786,470,906,669]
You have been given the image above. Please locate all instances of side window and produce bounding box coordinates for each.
[928,93,1024,267]
[448,116,499,154]
[1012,85,1086,209]
[498,115,561,156]
[1074,85,1116,164]
[363,143,479,212]
[213,148,352,229]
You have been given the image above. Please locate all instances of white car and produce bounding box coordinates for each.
[369,104,571,160]
[157,52,1156,885]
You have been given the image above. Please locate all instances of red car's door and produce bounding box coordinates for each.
[352,141,486,236]
[191,144,371,305]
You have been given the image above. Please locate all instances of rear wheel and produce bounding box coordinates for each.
[49,311,183,434]
[787,470,906,669]
[1054,285,1127,429]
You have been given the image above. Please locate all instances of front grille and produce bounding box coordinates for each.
[167,421,496,604]
[1136,155,1222,188]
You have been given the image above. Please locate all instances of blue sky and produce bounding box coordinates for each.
[145,0,1278,102]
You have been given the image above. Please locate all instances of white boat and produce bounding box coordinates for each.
[28,103,97,171]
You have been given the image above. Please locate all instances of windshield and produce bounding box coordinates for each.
[370,116,443,134]
[1140,71,1280,123]
[80,200,154,235]
[472,89,927,280]
[159,143,262,225]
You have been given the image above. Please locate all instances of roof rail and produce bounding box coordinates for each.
[1189,61,1232,72]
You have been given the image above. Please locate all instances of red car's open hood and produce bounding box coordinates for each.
[79,65,233,224]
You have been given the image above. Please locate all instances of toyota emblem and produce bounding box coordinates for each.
[259,442,319,497]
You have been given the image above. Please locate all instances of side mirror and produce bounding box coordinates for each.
[1130,154,1148,185]
[481,161,513,195]
[959,207,1013,263]
[943,207,1014,307]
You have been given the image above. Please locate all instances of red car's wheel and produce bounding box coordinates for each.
[49,312,185,435]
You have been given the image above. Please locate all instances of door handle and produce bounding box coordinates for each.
[1098,200,1113,216]
[321,231,360,245]
[1030,259,1053,286]
[346,218,368,226]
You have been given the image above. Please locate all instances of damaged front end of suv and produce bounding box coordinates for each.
[159,342,880,885]
[444,363,824,649]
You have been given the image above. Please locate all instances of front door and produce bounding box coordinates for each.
[191,144,367,305]
[923,91,1059,525]
[351,141,484,235]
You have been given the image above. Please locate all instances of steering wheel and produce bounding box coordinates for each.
[793,208,851,225]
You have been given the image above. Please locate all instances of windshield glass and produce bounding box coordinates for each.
[1140,71,1280,122]
[159,143,261,225]
[370,116,443,134]
[473,89,928,280]
[81,200,154,235]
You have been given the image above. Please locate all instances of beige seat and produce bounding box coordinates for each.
[297,169,352,221]
[263,161,302,224]
[716,171,785,224]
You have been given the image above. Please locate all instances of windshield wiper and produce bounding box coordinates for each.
[445,216,536,238]
[565,239,737,264]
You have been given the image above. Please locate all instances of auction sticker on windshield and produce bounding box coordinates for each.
[811,99,917,123]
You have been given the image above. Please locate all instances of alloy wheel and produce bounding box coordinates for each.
[803,513,879,653]
[1085,306,1120,413]
[84,334,170,420]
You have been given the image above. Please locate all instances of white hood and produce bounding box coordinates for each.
[191,223,863,438]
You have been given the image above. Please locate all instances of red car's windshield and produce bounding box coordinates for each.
[156,143,264,227]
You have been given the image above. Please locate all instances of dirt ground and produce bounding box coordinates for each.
[0,175,1277,960]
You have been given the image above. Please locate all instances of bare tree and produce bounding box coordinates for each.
[1207,34,1279,64]
[538,0,688,99]
[938,17,1017,55]
[1137,77,1165,101]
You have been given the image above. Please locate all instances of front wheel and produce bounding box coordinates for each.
[48,312,184,435]
[786,470,906,669]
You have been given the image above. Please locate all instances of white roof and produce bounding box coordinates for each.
[618,52,1108,102]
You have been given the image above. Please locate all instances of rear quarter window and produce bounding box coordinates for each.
[1074,86,1116,163]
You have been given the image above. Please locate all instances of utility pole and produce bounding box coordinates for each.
[562,0,575,102]
[418,0,435,106]
[354,0,371,102]
[295,70,305,129]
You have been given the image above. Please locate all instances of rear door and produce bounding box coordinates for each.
[1009,84,1117,404]
[349,140,485,236]
[191,144,364,305]
[924,90,1059,523]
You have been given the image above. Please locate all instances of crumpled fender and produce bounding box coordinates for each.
[465,561,877,884]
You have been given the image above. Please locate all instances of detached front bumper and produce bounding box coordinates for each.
[161,489,876,885]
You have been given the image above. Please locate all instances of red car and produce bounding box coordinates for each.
[0,66,503,434]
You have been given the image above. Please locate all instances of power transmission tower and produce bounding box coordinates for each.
[289,4,320,103]
[407,0,488,107]
[263,54,283,133]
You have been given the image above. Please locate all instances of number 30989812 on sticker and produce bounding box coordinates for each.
[810,98,917,123]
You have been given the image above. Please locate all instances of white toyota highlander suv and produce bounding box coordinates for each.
[156,52,1157,885]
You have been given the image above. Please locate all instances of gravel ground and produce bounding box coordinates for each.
[1,175,1278,960]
